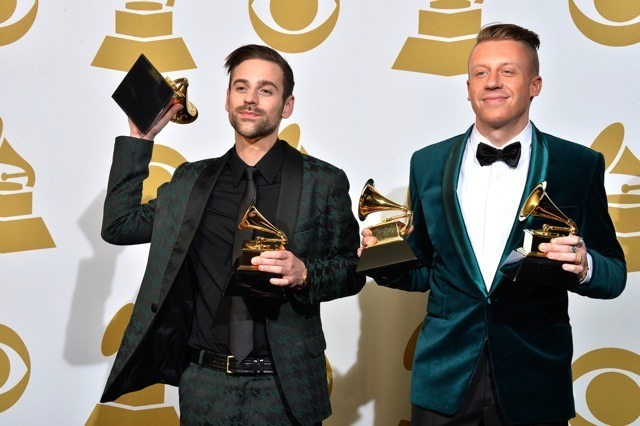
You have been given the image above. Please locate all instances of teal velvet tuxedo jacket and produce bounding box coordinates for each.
[99,137,365,424]
[380,124,626,423]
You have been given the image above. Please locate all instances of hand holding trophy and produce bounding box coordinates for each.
[112,54,198,134]
[518,181,577,256]
[357,179,420,275]
[502,181,579,288]
[227,203,288,298]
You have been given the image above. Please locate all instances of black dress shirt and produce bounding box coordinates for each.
[188,141,284,356]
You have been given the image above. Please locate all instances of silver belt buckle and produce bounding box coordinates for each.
[226,355,235,374]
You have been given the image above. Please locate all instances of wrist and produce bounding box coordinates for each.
[578,266,589,284]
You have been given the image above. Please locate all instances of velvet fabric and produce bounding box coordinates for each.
[377,124,626,423]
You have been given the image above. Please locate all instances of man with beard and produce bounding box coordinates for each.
[99,44,365,425]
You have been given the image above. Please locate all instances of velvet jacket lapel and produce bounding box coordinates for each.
[441,127,487,295]
[441,124,551,295]
[490,124,549,293]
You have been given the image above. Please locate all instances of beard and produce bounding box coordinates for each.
[229,106,281,140]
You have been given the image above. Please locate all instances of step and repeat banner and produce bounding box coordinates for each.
[1,1,639,424]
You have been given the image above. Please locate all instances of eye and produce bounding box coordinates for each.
[572,348,640,425]
[0,326,31,411]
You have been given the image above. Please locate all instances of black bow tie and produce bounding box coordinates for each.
[476,142,521,168]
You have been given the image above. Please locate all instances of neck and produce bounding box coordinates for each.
[235,134,278,166]
[475,118,529,147]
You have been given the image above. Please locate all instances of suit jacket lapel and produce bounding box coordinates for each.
[275,141,303,246]
[442,127,486,295]
[158,149,231,303]
[491,123,549,292]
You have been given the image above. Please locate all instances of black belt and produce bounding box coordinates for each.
[190,350,274,375]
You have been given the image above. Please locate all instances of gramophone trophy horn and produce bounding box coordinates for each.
[357,179,421,275]
[518,181,577,257]
[500,181,579,289]
[228,204,288,298]
[166,77,198,124]
[112,54,198,134]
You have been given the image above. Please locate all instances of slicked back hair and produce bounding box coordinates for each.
[224,44,295,102]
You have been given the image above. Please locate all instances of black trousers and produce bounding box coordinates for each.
[411,350,568,426]
[179,362,301,426]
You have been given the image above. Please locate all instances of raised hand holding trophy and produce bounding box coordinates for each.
[357,179,421,275]
[112,54,198,134]
[227,203,288,298]
[501,181,579,288]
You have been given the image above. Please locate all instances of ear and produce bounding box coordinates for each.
[225,89,230,112]
[530,75,542,99]
[466,79,471,101]
[281,95,295,119]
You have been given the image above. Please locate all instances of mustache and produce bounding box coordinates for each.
[236,105,263,114]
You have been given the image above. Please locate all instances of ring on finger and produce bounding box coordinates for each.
[576,237,584,248]
[570,245,577,253]
[575,252,582,265]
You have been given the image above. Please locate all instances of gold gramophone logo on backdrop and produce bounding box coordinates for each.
[92,0,196,72]
[569,0,640,46]
[571,348,640,425]
[0,324,31,413]
[0,117,55,254]
[393,0,484,76]
[590,122,640,272]
[0,0,38,46]
[279,123,307,154]
[87,304,179,425]
[249,0,340,53]
[142,144,187,203]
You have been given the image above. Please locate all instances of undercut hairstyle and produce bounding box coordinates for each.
[224,44,295,102]
[476,23,541,75]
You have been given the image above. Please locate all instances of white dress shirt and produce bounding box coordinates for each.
[457,123,532,291]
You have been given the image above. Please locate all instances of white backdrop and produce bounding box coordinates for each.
[1,1,639,425]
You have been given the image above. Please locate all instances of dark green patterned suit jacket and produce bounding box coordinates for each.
[377,123,626,423]
[99,137,365,424]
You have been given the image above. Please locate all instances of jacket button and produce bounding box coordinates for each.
[151,303,158,313]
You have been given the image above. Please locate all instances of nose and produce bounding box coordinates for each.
[244,88,258,104]
[485,72,502,89]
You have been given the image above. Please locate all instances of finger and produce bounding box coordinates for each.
[256,263,285,275]
[259,250,289,260]
[361,228,373,237]
[362,236,378,247]
[269,277,290,287]
[561,262,585,276]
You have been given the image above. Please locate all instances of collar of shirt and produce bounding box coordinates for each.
[230,139,285,186]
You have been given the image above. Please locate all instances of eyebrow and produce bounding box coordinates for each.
[232,79,279,90]
[471,61,522,70]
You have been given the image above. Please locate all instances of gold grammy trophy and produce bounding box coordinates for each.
[518,181,577,256]
[502,181,579,288]
[357,179,420,275]
[228,203,288,298]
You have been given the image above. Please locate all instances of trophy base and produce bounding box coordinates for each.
[356,239,421,276]
[500,250,578,290]
[226,267,285,299]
